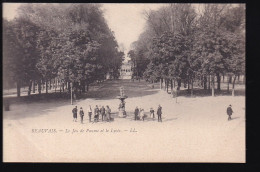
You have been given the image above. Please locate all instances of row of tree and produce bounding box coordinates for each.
[128,4,245,96]
[3,4,124,97]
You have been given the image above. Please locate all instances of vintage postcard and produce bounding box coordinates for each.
[3,3,245,162]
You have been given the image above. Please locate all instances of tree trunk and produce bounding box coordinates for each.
[62,83,65,92]
[232,75,237,96]
[188,77,190,90]
[46,81,48,94]
[17,81,21,97]
[227,76,232,92]
[60,81,62,93]
[86,83,89,92]
[28,80,32,96]
[160,78,162,90]
[208,75,211,90]
[163,79,166,91]
[68,81,71,93]
[184,80,187,88]
[42,81,45,90]
[82,81,85,93]
[32,80,35,93]
[173,79,175,88]
[170,79,173,91]
[201,76,203,88]
[211,75,215,97]
[49,80,52,90]
[166,79,169,93]
[217,73,221,91]
[204,76,207,90]
[177,79,181,90]
[243,75,245,84]
[38,80,42,94]
[191,78,194,97]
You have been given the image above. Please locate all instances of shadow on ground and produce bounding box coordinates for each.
[80,79,159,100]
[165,88,245,98]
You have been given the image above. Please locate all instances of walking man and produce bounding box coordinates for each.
[79,107,84,124]
[227,104,234,121]
[134,107,139,121]
[101,106,106,121]
[157,105,162,122]
[72,106,78,122]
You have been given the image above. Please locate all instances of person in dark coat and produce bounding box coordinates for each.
[72,106,78,122]
[134,107,139,120]
[150,107,155,119]
[100,106,106,121]
[79,107,84,124]
[94,105,99,122]
[157,105,162,122]
[227,104,234,121]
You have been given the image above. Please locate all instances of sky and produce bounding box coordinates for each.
[3,3,166,58]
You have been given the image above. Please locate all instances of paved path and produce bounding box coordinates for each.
[3,79,245,162]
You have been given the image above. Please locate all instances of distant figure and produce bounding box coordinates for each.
[94,105,99,122]
[87,105,92,122]
[227,104,234,121]
[101,106,106,121]
[140,109,145,121]
[106,106,111,122]
[134,107,139,121]
[72,106,78,122]
[157,105,162,122]
[98,105,102,120]
[150,108,155,119]
[79,107,84,124]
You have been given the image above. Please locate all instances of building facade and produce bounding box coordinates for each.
[119,61,133,79]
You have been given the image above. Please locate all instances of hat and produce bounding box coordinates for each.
[229,104,232,107]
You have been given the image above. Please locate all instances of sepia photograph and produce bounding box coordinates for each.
[3,3,245,162]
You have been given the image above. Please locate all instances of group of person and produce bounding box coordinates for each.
[72,103,234,123]
[72,105,112,124]
[134,105,162,122]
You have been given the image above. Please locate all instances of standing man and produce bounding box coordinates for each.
[88,105,92,122]
[157,105,162,122]
[134,107,139,121]
[227,104,234,121]
[79,107,84,124]
[106,106,111,122]
[94,105,99,122]
[150,107,155,119]
[72,106,78,122]
[101,106,106,121]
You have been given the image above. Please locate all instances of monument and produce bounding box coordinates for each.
[116,86,128,117]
